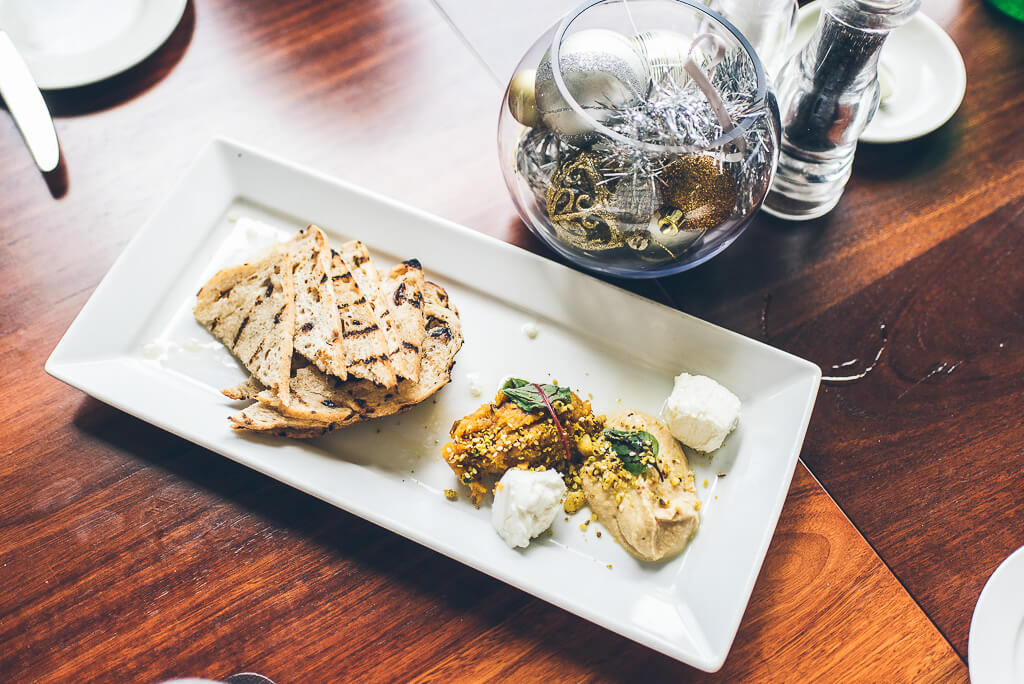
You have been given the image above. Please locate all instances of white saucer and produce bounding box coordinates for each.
[0,0,187,90]
[969,545,1024,684]
[789,1,966,143]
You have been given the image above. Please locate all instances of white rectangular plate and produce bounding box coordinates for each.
[46,138,820,672]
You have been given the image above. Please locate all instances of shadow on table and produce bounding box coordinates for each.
[501,214,735,314]
[660,210,834,321]
[71,396,701,680]
[853,118,961,181]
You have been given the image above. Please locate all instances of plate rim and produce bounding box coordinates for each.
[45,136,822,672]
[3,0,188,90]
[968,545,1024,683]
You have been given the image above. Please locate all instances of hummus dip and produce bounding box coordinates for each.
[582,410,700,562]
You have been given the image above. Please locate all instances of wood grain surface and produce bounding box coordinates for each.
[0,0,1016,679]
[0,404,963,683]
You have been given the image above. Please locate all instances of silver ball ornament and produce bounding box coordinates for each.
[608,174,661,223]
[534,29,649,142]
[631,30,695,86]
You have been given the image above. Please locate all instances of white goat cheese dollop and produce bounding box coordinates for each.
[491,468,566,548]
[660,373,741,452]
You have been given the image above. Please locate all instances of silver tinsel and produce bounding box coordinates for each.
[604,47,759,153]
[515,127,577,197]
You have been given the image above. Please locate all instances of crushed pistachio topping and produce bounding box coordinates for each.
[563,490,586,514]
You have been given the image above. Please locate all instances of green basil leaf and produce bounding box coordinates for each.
[500,378,572,413]
[603,428,659,475]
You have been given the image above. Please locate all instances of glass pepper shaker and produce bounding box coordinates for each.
[762,0,920,221]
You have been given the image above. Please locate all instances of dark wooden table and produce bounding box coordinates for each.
[1,0,1019,681]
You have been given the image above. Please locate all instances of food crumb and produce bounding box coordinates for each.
[467,372,483,397]
[606,564,613,569]
[444,489,458,501]
[717,472,726,477]
[522,322,539,339]
[590,512,598,522]
[703,478,708,488]
[695,500,702,510]
[596,531,602,538]
[579,520,590,531]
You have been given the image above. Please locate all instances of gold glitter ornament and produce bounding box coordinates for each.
[660,155,738,233]
[508,69,543,128]
[546,153,623,251]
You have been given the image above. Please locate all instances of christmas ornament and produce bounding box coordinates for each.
[508,69,543,128]
[608,172,661,223]
[654,208,705,252]
[660,155,737,233]
[631,30,694,86]
[545,153,623,251]
[534,29,649,142]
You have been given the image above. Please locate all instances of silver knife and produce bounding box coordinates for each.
[0,29,59,172]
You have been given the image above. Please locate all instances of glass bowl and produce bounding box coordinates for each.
[498,0,780,278]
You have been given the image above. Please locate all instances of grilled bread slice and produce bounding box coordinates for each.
[380,259,426,382]
[337,240,387,320]
[231,282,462,435]
[337,240,413,384]
[194,252,295,406]
[330,250,396,388]
[289,226,348,379]
[229,402,337,439]
[221,376,265,401]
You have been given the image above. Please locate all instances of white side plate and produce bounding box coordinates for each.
[969,545,1024,684]
[0,0,186,89]
[46,138,820,672]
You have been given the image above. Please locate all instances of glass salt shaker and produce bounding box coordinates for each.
[710,0,798,79]
[762,0,920,221]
